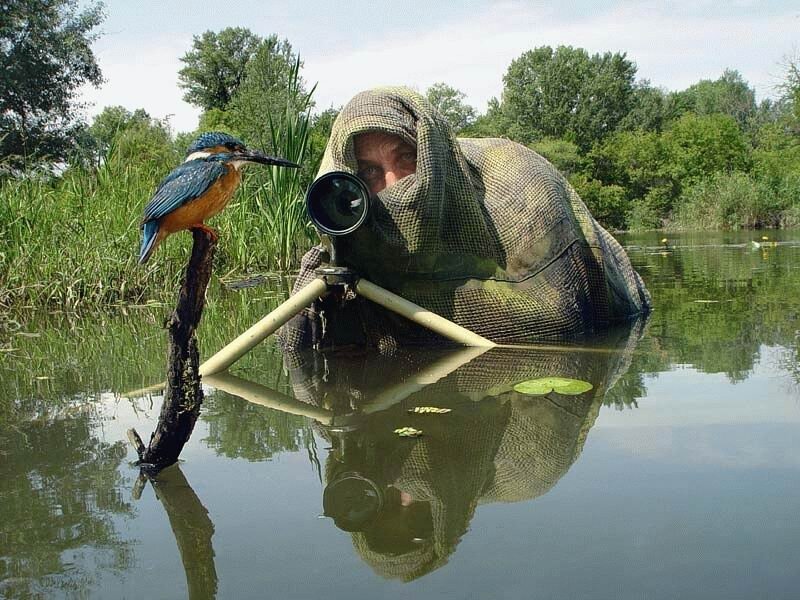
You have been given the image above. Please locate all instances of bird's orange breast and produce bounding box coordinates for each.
[159,166,241,233]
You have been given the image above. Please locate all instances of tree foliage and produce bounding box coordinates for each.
[778,53,800,123]
[499,45,637,149]
[461,98,511,138]
[227,35,310,151]
[662,113,751,182]
[0,0,105,167]
[619,82,669,132]
[671,69,756,128]
[529,138,584,177]
[425,82,477,133]
[178,27,261,111]
[308,107,339,174]
[69,106,179,172]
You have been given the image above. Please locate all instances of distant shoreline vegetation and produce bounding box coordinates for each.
[1,10,799,309]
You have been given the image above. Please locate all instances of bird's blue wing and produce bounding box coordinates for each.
[142,160,227,222]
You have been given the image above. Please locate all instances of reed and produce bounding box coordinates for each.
[671,172,800,230]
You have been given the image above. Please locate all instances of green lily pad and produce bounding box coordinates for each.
[513,377,593,396]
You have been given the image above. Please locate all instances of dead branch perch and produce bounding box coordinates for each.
[128,228,216,472]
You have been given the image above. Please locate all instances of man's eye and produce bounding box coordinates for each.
[400,152,416,163]
[358,166,382,181]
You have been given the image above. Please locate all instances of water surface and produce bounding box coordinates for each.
[1,231,799,599]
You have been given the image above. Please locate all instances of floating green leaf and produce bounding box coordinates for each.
[394,426,423,437]
[513,377,593,396]
[408,406,451,414]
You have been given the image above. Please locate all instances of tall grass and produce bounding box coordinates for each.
[671,171,800,230]
[263,59,317,270]
[0,74,319,311]
[0,159,175,310]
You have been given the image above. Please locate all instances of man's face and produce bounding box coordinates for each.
[354,131,417,195]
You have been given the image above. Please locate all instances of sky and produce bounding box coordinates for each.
[79,0,800,134]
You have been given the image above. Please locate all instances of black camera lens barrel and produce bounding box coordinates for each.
[305,171,371,236]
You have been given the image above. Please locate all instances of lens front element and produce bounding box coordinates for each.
[306,171,371,236]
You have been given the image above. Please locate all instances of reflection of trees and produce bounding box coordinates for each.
[201,339,313,461]
[202,391,311,461]
[627,239,800,382]
[0,409,133,598]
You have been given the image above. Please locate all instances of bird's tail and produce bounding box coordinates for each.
[139,221,160,264]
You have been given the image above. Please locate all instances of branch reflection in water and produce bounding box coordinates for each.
[135,465,217,600]
[204,317,646,583]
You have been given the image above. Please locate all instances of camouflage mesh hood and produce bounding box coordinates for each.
[281,87,650,348]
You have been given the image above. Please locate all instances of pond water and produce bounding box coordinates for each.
[1,231,799,599]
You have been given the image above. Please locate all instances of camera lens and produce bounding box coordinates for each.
[306,172,370,236]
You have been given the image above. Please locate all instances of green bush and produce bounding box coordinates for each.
[570,173,628,229]
[626,199,662,231]
[628,187,673,230]
[662,113,752,183]
[776,174,800,227]
[530,138,585,177]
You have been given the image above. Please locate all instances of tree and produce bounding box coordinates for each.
[308,107,339,173]
[86,106,152,156]
[461,98,512,138]
[0,0,104,167]
[777,53,800,124]
[72,106,178,170]
[662,113,751,183]
[673,69,757,128]
[499,45,637,149]
[227,35,310,151]
[425,83,477,133]
[529,138,584,177]
[619,81,669,132]
[178,27,261,111]
[591,129,669,200]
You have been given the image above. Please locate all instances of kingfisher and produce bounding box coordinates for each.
[139,132,299,264]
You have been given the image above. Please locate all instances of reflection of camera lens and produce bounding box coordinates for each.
[323,472,383,532]
[306,172,370,236]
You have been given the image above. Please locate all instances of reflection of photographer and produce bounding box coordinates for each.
[282,87,650,350]
[285,333,644,581]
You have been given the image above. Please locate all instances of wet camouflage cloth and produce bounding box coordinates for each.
[281,87,650,349]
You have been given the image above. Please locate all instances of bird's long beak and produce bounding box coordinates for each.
[241,150,300,168]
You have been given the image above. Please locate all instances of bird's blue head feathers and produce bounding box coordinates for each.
[186,132,246,156]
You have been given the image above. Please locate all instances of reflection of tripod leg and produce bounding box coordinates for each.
[363,345,490,414]
[202,372,334,425]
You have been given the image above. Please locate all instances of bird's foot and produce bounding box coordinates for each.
[191,224,218,242]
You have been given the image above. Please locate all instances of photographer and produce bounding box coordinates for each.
[281,87,650,350]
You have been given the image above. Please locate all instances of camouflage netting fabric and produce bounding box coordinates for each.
[280,87,650,349]
[284,320,646,581]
